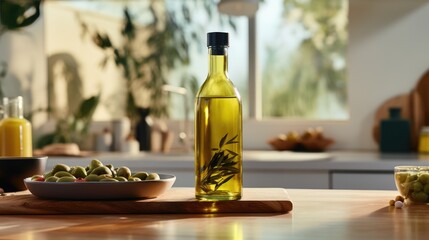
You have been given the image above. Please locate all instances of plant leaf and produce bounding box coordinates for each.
[215,175,234,191]
[219,133,228,148]
[220,161,237,168]
[226,149,238,157]
[226,135,238,144]
[208,151,224,170]
[218,167,239,174]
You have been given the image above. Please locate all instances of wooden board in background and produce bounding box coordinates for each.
[0,188,292,215]
[415,69,429,126]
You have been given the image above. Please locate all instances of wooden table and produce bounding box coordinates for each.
[0,189,426,240]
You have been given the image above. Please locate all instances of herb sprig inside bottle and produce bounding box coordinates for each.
[200,133,240,193]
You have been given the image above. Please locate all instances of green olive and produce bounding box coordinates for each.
[406,174,418,183]
[100,178,119,182]
[106,164,117,177]
[412,182,423,192]
[68,166,76,174]
[132,172,149,180]
[419,173,429,184]
[146,173,160,180]
[45,176,59,182]
[411,191,428,203]
[114,176,128,182]
[128,177,141,182]
[54,171,74,178]
[85,174,101,182]
[98,174,115,181]
[89,159,103,171]
[71,166,87,178]
[52,164,71,174]
[43,171,53,179]
[117,167,132,179]
[57,176,76,182]
[91,166,112,176]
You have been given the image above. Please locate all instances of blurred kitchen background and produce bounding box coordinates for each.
[1,0,428,154]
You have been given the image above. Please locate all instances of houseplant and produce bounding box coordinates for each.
[80,0,236,150]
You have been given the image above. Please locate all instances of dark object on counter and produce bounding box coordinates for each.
[380,107,411,153]
[135,107,151,151]
[0,156,47,192]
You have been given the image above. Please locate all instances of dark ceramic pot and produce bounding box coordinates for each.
[0,156,47,192]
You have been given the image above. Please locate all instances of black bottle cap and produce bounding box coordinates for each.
[207,32,229,47]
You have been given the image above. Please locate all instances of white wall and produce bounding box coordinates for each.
[0,6,47,131]
[244,0,429,150]
[44,2,125,121]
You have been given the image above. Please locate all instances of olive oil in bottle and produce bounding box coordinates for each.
[195,32,242,201]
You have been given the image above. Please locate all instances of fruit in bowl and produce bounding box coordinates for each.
[268,127,334,152]
[25,159,176,200]
[394,166,429,204]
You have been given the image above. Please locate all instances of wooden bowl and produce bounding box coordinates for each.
[0,156,47,192]
[300,138,334,152]
[267,138,298,151]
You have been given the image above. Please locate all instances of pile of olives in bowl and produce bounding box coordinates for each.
[395,166,429,204]
[31,159,160,183]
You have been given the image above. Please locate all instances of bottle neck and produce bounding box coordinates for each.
[6,97,24,118]
[208,46,228,76]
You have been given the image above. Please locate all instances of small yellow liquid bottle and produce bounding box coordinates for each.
[0,96,33,157]
[419,127,429,153]
[195,32,243,201]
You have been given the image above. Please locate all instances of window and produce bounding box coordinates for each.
[257,0,348,120]
[168,0,349,120]
[44,0,348,121]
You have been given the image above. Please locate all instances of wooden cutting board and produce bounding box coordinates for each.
[0,188,292,215]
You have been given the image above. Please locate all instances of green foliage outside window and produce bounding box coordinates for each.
[262,0,348,119]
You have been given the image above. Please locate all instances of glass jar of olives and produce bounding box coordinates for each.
[395,166,429,204]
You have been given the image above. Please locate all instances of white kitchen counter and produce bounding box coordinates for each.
[44,150,429,190]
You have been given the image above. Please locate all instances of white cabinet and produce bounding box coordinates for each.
[244,170,330,189]
[150,169,396,190]
[331,172,396,190]
[131,168,331,189]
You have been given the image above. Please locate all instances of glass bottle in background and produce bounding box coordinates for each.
[0,98,8,156]
[0,98,8,119]
[195,32,242,201]
[0,96,33,157]
[418,127,429,153]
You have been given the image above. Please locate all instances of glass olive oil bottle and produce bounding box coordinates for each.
[195,32,242,201]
